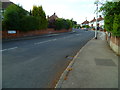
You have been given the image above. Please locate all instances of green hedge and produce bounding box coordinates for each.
[55,18,72,30]
[2,4,27,30]
[20,16,39,32]
[2,4,48,32]
[100,1,120,36]
[112,14,120,36]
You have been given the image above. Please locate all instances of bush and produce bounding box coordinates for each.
[2,4,27,30]
[82,25,89,28]
[100,1,120,36]
[112,14,120,36]
[55,18,72,30]
[20,16,39,32]
[32,6,48,30]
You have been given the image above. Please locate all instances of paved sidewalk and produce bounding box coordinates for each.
[56,31,118,88]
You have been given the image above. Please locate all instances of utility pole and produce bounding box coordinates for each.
[94,0,99,39]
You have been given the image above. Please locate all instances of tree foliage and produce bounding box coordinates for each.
[3,4,27,30]
[99,1,120,36]
[21,16,40,32]
[113,14,120,36]
[32,6,48,29]
[2,5,48,31]
[55,18,72,30]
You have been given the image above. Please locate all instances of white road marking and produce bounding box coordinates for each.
[34,39,57,45]
[0,47,18,52]
[76,34,81,36]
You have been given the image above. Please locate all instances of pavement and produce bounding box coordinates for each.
[55,31,119,88]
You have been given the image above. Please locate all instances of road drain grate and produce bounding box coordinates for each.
[65,55,74,60]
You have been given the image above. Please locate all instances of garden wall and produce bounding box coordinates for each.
[2,28,71,39]
[106,32,120,55]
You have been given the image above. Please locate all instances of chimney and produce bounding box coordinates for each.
[99,15,102,18]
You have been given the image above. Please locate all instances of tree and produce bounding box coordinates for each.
[29,9,32,16]
[113,14,120,36]
[3,4,27,30]
[32,6,48,29]
[99,1,120,36]
[55,18,72,30]
[21,16,39,32]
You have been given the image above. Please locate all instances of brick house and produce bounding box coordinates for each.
[47,13,58,28]
[89,15,104,29]
[1,0,14,20]
[81,20,89,26]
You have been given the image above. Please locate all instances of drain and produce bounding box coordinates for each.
[65,55,74,60]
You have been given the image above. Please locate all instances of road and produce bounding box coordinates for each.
[2,29,94,88]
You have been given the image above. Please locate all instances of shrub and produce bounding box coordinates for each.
[32,6,48,30]
[20,16,39,32]
[55,18,72,30]
[2,4,27,30]
[112,14,120,36]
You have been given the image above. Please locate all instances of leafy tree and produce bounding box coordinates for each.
[29,10,32,16]
[21,16,39,32]
[99,1,120,36]
[113,14,120,36]
[32,6,48,29]
[3,4,27,30]
[55,18,72,30]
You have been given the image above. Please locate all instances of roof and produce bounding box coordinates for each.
[97,16,104,21]
[90,16,104,23]
[1,0,11,2]
[48,13,58,21]
[1,0,14,9]
[90,17,96,23]
[81,20,89,24]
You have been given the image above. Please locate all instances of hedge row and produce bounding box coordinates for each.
[100,1,120,36]
[2,4,74,32]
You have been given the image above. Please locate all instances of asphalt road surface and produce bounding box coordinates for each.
[2,29,94,88]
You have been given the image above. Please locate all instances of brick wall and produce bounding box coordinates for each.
[106,33,120,55]
[2,28,71,39]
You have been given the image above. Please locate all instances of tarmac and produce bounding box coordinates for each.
[55,31,119,89]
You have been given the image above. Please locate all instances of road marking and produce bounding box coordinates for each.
[76,34,81,36]
[0,47,18,52]
[52,39,57,41]
[34,39,57,45]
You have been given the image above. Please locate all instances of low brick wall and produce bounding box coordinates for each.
[2,28,71,39]
[106,33,120,55]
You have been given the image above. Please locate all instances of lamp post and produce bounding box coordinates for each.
[94,0,99,39]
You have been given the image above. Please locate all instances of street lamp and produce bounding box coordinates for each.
[94,0,99,39]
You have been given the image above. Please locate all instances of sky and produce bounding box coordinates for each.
[10,0,112,24]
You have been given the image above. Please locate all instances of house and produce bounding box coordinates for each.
[48,13,58,22]
[97,15,104,29]
[47,13,58,28]
[89,15,104,29]
[89,17,96,28]
[81,20,89,26]
[1,0,14,20]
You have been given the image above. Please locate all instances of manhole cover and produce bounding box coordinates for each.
[95,58,116,66]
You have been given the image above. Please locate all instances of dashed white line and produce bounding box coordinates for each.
[76,34,81,36]
[1,47,18,52]
[34,39,57,45]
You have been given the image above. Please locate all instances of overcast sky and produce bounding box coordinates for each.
[10,0,112,24]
